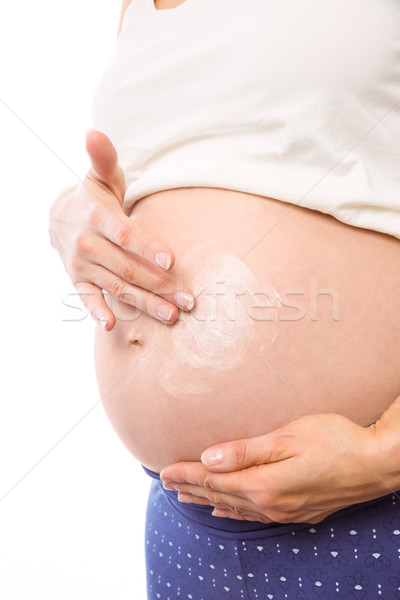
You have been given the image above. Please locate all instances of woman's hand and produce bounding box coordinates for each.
[160,412,400,524]
[49,129,195,330]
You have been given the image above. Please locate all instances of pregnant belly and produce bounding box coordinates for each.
[94,187,400,473]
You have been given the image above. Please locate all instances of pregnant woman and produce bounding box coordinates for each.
[49,0,400,598]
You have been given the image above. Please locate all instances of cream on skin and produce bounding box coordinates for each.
[154,249,280,397]
[93,186,400,473]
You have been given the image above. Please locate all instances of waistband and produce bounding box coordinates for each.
[143,465,282,535]
[142,464,389,539]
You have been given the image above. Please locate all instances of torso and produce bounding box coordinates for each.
[94,187,400,473]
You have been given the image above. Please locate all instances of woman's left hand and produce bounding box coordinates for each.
[160,412,398,524]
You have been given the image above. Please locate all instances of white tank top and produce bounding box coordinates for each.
[91,0,400,239]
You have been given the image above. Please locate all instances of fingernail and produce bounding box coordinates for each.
[156,305,174,321]
[155,252,172,270]
[163,482,175,491]
[212,509,228,518]
[99,316,109,330]
[85,128,95,136]
[201,447,224,466]
[174,291,195,311]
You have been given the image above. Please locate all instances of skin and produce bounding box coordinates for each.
[49,130,195,329]
[117,0,134,37]
[49,0,400,525]
[153,0,188,9]
[160,405,400,523]
[94,186,400,477]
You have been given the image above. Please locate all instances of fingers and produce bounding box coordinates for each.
[95,212,177,273]
[160,462,255,497]
[85,129,126,206]
[72,238,194,321]
[80,234,193,310]
[173,489,338,525]
[165,481,252,508]
[82,131,191,300]
[160,462,209,487]
[211,508,274,523]
[83,130,175,272]
[74,281,116,331]
[175,492,275,523]
[200,432,284,473]
[82,263,182,324]
[52,130,192,330]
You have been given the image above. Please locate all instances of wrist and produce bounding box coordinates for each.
[370,395,400,492]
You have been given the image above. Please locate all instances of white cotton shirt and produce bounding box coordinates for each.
[91,0,400,239]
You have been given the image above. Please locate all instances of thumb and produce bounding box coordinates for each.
[200,433,280,473]
[85,129,126,207]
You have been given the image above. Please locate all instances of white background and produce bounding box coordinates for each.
[0,1,150,597]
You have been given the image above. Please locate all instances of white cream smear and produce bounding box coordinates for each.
[155,249,280,397]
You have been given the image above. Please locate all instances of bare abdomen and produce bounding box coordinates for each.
[94,187,400,473]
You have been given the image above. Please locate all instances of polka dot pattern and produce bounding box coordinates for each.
[145,479,400,599]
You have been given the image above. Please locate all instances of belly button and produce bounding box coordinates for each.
[129,337,145,347]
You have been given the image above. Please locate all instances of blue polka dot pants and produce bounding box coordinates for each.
[144,476,400,600]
